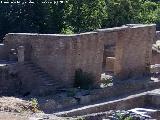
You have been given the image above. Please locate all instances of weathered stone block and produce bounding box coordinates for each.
[105,57,115,72]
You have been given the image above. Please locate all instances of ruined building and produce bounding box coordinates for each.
[0,24,157,96]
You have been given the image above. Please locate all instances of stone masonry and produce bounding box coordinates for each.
[2,24,156,88]
[114,25,155,79]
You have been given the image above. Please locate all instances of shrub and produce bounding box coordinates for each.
[30,98,39,113]
[115,112,133,120]
[61,25,74,34]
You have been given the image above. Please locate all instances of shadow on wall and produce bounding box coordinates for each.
[74,69,94,90]
[102,44,115,75]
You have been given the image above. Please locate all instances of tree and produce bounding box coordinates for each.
[105,0,142,27]
[138,1,159,24]
[47,0,65,33]
[64,0,107,33]
[30,0,49,33]
[0,0,159,40]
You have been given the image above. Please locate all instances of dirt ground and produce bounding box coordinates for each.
[0,112,68,120]
[0,97,69,120]
[0,112,29,120]
[0,97,32,113]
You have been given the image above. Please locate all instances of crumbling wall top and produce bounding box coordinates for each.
[5,24,155,39]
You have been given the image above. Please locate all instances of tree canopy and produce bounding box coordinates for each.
[0,0,159,40]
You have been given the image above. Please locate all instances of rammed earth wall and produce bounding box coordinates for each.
[4,33,104,86]
[4,24,156,86]
[114,25,155,79]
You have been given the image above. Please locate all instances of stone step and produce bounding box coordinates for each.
[26,69,49,76]
[34,73,54,80]
[45,83,55,86]
[45,79,57,83]
[23,61,33,64]
[32,83,64,96]
[38,85,63,93]
[39,74,51,78]
[33,71,47,75]
[25,66,43,72]
[38,72,50,75]
[23,63,41,69]
[26,68,55,82]
[27,66,42,70]
[24,68,53,80]
[22,61,64,96]
[25,63,41,68]
[37,77,53,82]
[43,81,59,86]
[26,66,41,70]
[23,62,51,75]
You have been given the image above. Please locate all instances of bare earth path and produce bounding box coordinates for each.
[0,111,69,120]
[0,97,68,120]
[0,112,29,120]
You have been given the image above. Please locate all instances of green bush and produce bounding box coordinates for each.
[115,112,133,120]
[30,98,39,113]
[61,25,74,34]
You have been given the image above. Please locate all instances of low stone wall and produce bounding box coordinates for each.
[56,94,146,117]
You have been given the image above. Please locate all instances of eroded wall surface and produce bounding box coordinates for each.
[4,24,156,86]
[4,33,104,86]
[114,25,156,79]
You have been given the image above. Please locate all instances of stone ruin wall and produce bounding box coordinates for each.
[4,24,156,87]
[96,28,117,73]
[114,25,155,79]
[97,25,155,79]
[4,33,104,87]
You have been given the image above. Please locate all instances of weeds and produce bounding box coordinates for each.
[30,98,39,113]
